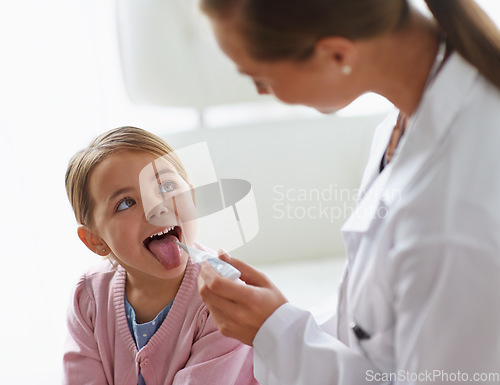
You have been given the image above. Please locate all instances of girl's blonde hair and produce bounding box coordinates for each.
[65,126,188,228]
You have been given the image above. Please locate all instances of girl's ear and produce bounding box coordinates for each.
[77,225,110,256]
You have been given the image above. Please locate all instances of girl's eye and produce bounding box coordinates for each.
[159,181,175,194]
[116,198,136,212]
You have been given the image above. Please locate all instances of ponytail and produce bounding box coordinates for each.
[425,0,500,90]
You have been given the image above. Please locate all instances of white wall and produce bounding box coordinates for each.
[0,1,197,382]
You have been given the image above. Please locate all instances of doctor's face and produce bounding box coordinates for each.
[209,17,361,114]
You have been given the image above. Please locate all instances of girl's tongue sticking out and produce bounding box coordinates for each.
[145,227,182,269]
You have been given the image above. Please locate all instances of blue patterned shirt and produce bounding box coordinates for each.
[125,295,173,385]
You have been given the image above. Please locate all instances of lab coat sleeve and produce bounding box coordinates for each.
[253,303,383,385]
[392,241,500,384]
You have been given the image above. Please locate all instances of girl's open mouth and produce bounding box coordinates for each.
[143,226,183,269]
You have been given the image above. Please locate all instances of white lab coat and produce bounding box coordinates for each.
[253,52,500,384]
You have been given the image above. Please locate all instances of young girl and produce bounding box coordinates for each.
[63,126,259,385]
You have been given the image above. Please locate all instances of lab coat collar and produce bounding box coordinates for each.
[342,53,478,234]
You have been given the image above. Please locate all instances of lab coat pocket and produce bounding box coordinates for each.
[351,317,395,374]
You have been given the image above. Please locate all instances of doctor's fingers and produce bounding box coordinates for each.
[198,260,260,305]
[199,262,288,343]
[199,259,287,308]
[201,292,261,345]
[217,252,273,288]
[197,266,254,343]
[198,276,282,345]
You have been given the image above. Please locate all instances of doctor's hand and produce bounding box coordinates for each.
[198,252,288,346]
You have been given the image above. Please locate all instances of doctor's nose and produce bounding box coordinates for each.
[146,202,169,226]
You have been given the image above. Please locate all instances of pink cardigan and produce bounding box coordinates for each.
[63,260,259,384]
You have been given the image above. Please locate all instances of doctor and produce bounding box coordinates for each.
[198,0,500,384]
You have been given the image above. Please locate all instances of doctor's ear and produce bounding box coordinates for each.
[315,36,357,73]
[77,225,110,256]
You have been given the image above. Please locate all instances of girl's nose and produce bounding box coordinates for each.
[146,202,169,226]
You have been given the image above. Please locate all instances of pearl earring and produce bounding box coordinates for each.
[342,65,352,75]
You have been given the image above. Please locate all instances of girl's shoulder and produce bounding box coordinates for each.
[80,261,123,286]
[71,262,125,306]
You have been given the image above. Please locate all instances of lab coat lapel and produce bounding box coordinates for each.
[382,53,479,208]
[341,53,478,244]
[342,165,393,235]
[339,111,397,252]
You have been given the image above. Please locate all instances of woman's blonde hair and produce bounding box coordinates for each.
[65,126,188,228]
[201,0,500,90]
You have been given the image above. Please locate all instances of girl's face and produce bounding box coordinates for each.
[210,17,363,114]
[86,150,196,281]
